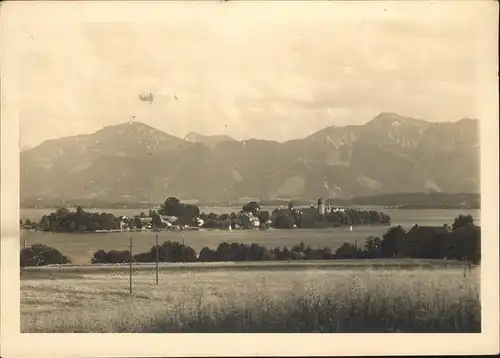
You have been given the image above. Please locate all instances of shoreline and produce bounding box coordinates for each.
[21,224,393,234]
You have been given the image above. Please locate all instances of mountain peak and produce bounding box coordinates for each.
[100,121,158,133]
[457,117,479,124]
[184,132,204,142]
[184,132,236,146]
[368,112,427,126]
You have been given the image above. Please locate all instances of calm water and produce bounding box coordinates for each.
[20,207,480,265]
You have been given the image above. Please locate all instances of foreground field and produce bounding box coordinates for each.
[21,264,480,333]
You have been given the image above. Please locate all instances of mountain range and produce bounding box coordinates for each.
[20,112,480,205]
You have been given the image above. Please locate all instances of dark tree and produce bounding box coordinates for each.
[334,243,364,259]
[151,212,163,227]
[162,197,182,216]
[319,247,335,259]
[369,211,381,224]
[274,211,295,229]
[258,210,270,224]
[364,236,382,258]
[452,214,474,231]
[381,225,406,257]
[291,242,306,253]
[208,212,219,220]
[21,244,71,267]
[451,224,481,262]
[134,217,143,229]
[215,242,233,261]
[242,201,260,215]
[198,247,216,262]
[160,197,200,225]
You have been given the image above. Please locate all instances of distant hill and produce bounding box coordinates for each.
[20,113,480,205]
[327,192,480,209]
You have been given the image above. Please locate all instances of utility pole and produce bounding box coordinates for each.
[155,233,159,285]
[182,237,185,263]
[129,236,133,294]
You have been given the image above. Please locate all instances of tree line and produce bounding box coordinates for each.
[30,207,122,232]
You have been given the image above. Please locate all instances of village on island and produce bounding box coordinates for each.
[21,197,392,233]
[123,198,391,232]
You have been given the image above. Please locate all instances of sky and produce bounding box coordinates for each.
[9,1,492,149]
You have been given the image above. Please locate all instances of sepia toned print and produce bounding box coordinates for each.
[1,0,499,357]
[13,0,485,334]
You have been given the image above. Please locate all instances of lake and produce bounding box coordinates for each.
[20,207,480,265]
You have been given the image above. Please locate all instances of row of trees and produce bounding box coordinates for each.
[198,242,336,261]
[89,241,344,264]
[91,240,198,264]
[35,207,122,232]
[334,215,481,263]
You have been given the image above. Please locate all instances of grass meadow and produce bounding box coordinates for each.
[21,263,480,333]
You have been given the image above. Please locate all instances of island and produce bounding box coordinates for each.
[21,197,391,233]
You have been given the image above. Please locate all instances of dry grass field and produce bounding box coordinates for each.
[21,264,480,333]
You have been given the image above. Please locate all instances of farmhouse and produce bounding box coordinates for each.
[400,224,452,258]
[139,217,153,224]
[161,216,178,224]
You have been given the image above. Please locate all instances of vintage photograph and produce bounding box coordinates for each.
[2,0,498,352]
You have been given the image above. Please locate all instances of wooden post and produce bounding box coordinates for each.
[155,233,159,285]
[129,236,133,294]
[23,239,26,250]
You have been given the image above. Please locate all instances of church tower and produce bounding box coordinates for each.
[317,197,326,216]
